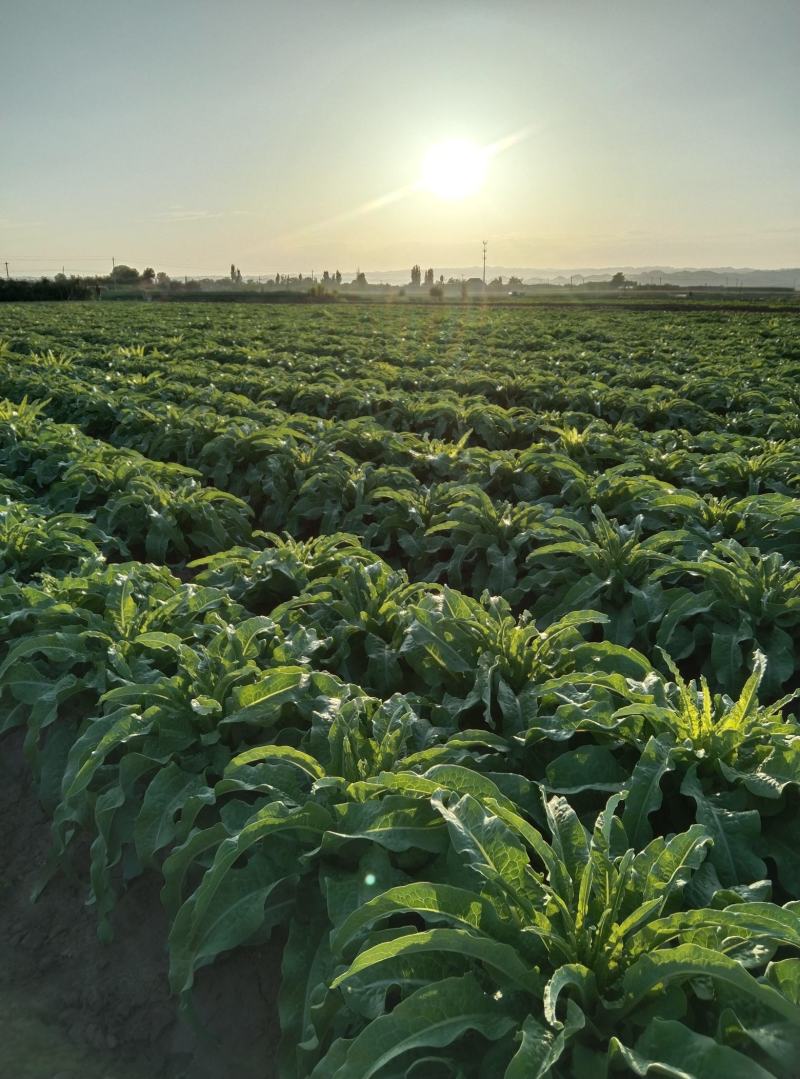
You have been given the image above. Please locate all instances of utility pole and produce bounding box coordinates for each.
[482,240,487,285]
[111,256,115,281]
[4,261,9,280]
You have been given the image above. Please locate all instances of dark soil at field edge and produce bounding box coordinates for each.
[0,731,282,1079]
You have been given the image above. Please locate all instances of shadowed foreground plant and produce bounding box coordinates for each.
[306,788,800,1078]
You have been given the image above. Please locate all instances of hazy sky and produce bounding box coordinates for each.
[2,0,799,276]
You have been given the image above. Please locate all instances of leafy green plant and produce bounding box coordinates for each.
[526,507,685,644]
[0,500,105,579]
[315,785,800,1077]
[654,539,800,693]
[399,587,606,730]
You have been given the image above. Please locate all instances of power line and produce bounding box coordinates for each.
[0,255,114,261]
[1,255,268,276]
[1,254,370,279]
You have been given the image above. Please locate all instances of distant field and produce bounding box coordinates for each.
[2,300,800,1077]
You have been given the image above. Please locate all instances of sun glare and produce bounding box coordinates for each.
[421,139,487,200]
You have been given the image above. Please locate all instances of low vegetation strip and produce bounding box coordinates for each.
[1,301,800,1077]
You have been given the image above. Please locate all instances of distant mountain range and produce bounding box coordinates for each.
[367,266,800,288]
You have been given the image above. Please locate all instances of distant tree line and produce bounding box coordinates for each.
[0,277,96,301]
[0,264,688,306]
[0,262,386,302]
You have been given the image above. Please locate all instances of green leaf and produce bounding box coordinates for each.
[278,888,335,1076]
[545,745,629,794]
[622,737,674,850]
[223,666,310,726]
[636,824,712,906]
[321,974,515,1079]
[681,768,767,887]
[544,796,589,888]
[745,741,800,799]
[331,927,540,994]
[544,964,596,1026]
[61,707,150,802]
[766,958,800,1004]
[331,882,497,956]
[326,797,446,854]
[611,1017,775,1078]
[224,743,325,782]
[352,765,518,816]
[134,630,193,658]
[170,852,297,993]
[160,821,230,917]
[431,791,536,908]
[762,813,800,897]
[621,944,800,1023]
[505,1005,585,1079]
[169,800,329,992]
[710,902,800,948]
[655,590,714,654]
[134,763,214,864]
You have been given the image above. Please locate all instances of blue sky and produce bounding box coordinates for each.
[2,0,798,276]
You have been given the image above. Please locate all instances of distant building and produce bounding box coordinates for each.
[464,277,485,293]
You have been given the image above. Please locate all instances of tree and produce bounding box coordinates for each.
[334,270,342,285]
[322,270,331,283]
[141,267,156,284]
[611,271,627,287]
[354,271,367,287]
[236,267,243,283]
[230,263,237,281]
[110,264,139,285]
[429,284,443,301]
[424,267,434,286]
[508,275,523,287]
[410,264,421,287]
[489,276,504,288]
[156,271,170,286]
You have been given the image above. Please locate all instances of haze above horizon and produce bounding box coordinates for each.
[2,0,798,278]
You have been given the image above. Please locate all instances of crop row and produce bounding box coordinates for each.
[3,305,800,445]
[0,399,251,563]
[2,494,800,1075]
[4,400,800,701]
[6,347,800,483]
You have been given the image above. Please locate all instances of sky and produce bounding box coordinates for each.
[2,0,799,278]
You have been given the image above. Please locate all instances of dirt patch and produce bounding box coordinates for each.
[0,731,282,1079]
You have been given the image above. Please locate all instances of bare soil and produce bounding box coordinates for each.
[0,731,282,1079]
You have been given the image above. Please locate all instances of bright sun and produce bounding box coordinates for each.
[421,138,487,200]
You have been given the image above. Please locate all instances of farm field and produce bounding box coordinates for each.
[2,300,800,1077]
